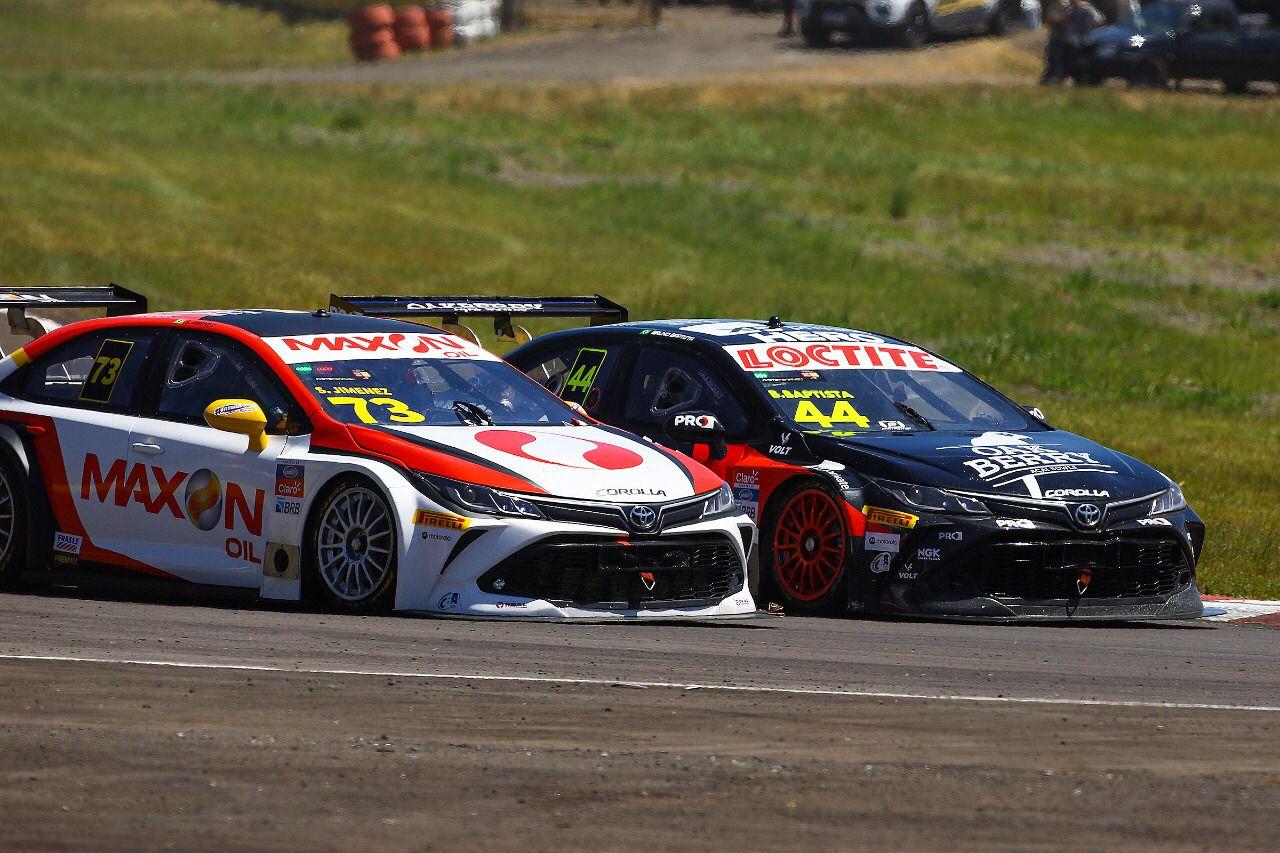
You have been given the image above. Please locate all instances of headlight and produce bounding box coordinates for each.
[876,478,990,515]
[1150,483,1186,515]
[703,483,735,518]
[414,472,544,519]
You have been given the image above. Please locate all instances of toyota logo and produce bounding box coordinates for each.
[1073,503,1102,528]
[628,505,658,532]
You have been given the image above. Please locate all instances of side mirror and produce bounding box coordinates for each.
[664,412,728,461]
[205,399,269,452]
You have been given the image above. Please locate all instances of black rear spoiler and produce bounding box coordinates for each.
[0,284,149,342]
[328,294,627,344]
[0,284,148,316]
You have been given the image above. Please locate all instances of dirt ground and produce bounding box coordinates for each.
[0,591,1277,850]
[214,7,1045,86]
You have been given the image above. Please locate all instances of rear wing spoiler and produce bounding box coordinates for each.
[0,284,148,343]
[327,294,627,345]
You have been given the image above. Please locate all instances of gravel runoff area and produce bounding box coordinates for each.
[0,589,1277,850]
[206,7,1044,87]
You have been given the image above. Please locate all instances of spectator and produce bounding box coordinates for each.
[1063,0,1104,79]
[780,0,796,38]
[1041,0,1070,83]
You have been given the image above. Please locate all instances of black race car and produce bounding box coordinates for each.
[1079,0,1280,92]
[505,315,1206,621]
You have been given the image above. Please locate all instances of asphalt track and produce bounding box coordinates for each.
[1,588,1277,850]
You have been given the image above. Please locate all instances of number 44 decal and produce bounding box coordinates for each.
[560,348,607,405]
[793,399,870,430]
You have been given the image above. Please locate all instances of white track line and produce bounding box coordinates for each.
[4,653,1279,713]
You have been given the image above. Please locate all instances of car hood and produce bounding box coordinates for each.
[373,423,708,502]
[804,429,1170,502]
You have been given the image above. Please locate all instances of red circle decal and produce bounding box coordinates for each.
[475,429,644,470]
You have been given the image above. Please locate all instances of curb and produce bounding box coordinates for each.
[1202,595,1280,627]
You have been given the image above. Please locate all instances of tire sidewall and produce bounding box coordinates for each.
[308,476,398,614]
[0,453,28,587]
[760,477,850,614]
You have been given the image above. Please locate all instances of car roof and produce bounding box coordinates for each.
[597,318,913,347]
[145,309,449,338]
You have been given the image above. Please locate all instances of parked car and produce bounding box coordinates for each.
[506,313,1206,622]
[0,288,755,621]
[1080,0,1280,91]
[795,0,1040,48]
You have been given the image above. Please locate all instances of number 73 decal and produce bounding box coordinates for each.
[328,395,426,424]
[80,338,135,404]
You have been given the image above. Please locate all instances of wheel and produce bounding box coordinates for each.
[896,3,929,49]
[1223,76,1248,95]
[801,20,832,47]
[309,478,398,613]
[0,454,27,589]
[1128,60,1168,89]
[761,479,849,613]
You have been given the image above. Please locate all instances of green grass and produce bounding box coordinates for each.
[0,73,1276,596]
[0,0,346,72]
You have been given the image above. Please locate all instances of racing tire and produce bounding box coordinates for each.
[761,478,850,614]
[0,453,27,589]
[801,20,832,48]
[308,477,398,614]
[1128,60,1168,90]
[896,3,929,49]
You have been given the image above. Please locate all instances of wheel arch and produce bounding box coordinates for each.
[298,465,406,602]
[0,422,52,575]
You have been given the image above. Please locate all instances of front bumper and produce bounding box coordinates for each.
[401,507,757,620]
[851,504,1206,622]
[802,1,895,34]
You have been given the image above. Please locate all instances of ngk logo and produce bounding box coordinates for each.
[81,454,264,536]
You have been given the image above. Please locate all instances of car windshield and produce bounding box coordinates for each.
[293,358,579,427]
[751,367,1040,435]
[1134,2,1186,32]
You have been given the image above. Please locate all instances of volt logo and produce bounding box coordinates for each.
[81,455,264,536]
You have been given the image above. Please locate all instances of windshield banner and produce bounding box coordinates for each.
[264,332,499,365]
[727,342,960,373]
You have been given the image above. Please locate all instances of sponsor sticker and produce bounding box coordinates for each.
[1138,517,1173,527]
[275,463,305,499]
[413,509,471,531]
[864,531,900,553]
[938,530,963,541]
[264,332,499,365]
[53,531,83,566]
[945,433,1117,489]
[728,342,960,374]
[274,497,302,516]
[733,470,760,521]
[869,551,894,574]
[862,505,920,530]
[997,518,1036,530]
[916,547,942,561]
[437,592,461,611]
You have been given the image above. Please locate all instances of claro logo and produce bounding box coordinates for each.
[81,454,264,536]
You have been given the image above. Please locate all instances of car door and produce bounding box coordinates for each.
[11,328,158,564]
[615,343,756,476]
[125,331,299,587]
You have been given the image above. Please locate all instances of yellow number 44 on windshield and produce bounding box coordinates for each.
[794,399,870,430]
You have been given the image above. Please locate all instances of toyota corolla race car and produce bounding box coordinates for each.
[0,287,755,620]
[505,312,1207,622]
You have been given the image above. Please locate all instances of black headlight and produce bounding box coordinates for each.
[874,478,990,515]
[413,472,544,520]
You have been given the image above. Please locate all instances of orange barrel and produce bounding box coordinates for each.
[349,5,400,61]
[425,8,455,49]
[393,6,431,52]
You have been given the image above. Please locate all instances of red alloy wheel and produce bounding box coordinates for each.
[772,487,847,602]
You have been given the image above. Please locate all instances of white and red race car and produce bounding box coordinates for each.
[0,287,755,619]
